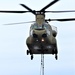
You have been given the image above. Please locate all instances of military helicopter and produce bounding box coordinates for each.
[0,0,75,60]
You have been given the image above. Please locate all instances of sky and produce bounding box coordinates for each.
[0,0,75,75]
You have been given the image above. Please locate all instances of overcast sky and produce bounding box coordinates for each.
[0,0,75,75]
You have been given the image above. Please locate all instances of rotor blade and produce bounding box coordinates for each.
[40,0,59,11]
[52,18,75,21]
[45,10,75,13]
[20,4,35,15]
[46,18,75,22]
[3,21,35,25]
[1,10,75,13]
[0,10,30,13]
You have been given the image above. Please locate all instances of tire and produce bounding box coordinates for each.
[31,55,33,60]
[27,50,29,55]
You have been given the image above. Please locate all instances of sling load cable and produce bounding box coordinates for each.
[40,54,44,75]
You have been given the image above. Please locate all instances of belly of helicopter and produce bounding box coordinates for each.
[30,42,53,54]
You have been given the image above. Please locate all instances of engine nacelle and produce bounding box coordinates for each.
[52,30,57,37]
[33,34,38,38]
[42,33,47,38]
[51,25,57,37]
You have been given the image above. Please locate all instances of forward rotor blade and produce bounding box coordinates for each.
[0,10,30,13]
[20,4,35,15]
[40,0,59,11]
[0,10,75,13]
[3,21,35,25]
[46,18,75,22]
[45,10,75,13]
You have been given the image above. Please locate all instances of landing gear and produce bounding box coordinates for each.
[26,50,34,60]
[31,55,33,60]
[54,45,58,60]
[26,50,32,55]
[55,54,58,60]
[26,50,30,55]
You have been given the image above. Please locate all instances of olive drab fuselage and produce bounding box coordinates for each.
[26,14,58,60]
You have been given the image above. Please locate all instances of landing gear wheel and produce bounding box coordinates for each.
[26,50,30,55]
[55,54,58,60]
[31,55,33,60]
[30,50,32,55]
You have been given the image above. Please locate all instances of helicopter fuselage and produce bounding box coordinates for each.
[26,28,57,54]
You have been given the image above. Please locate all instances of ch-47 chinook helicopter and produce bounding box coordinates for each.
[0,0,75,60]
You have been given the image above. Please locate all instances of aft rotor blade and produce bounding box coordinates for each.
[46,18,75,22]
[3,21,35,25]
[40,0,59,11]
[20,4,35,15]
[0,10,30,13]
[45,10,75,13]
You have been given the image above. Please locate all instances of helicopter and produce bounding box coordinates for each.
[0,0,75,60]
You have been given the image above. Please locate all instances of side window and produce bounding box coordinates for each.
[30,24,33,36]
[46,30,51,35]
